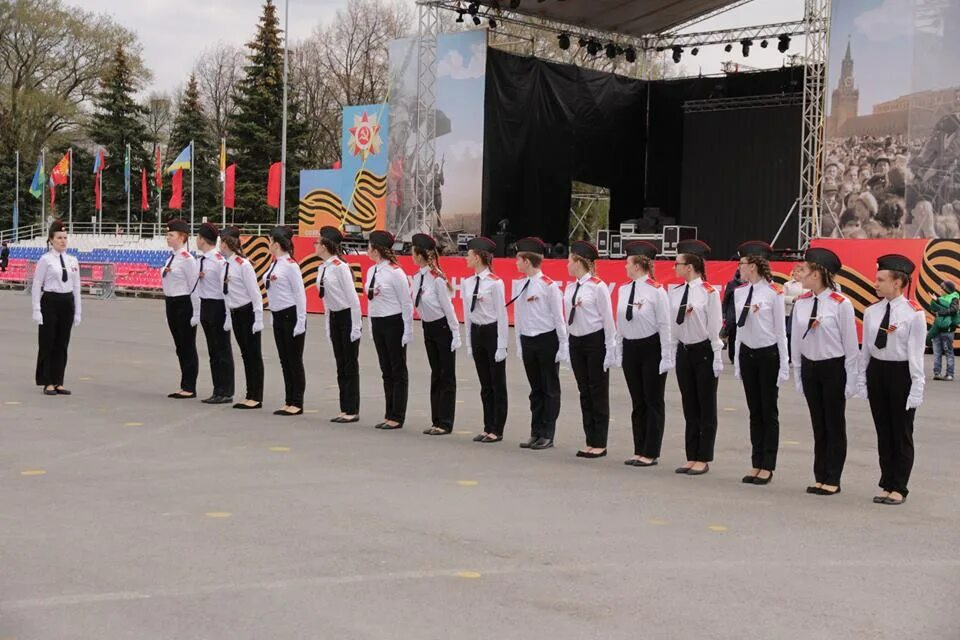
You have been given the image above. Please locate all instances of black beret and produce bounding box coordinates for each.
[515,237,547,255]
[220,226,241,239]
[677,239,711,258]
[570,240,599,261]
[369,230,395,248]
[738,241,773,259]
[166,218,190,234]
[876,253,915,275]
[48,219,65,235]
[320,226,344,244]
[198,222,219,243]
[411,233,437,251]
[804,247,842,274]
[467,237,496,253]
[624,240,658,259]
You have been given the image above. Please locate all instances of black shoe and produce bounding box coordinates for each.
[806,485,821,494]
[881,495,906,505]
[380,422,403,430]
[338,416,359,424]
[423,426,451,435]
[872,495,888,504]
[580,450,607,459]
[686,464,709,476]
[202,395,232,405]
[55,387,72,395]
[635,459,658,467]
[815,486,841,496]
[472,434,487,442]
[479,434,502,443]
[374,422,387,429]
[233,402,262,409]
[530,438,554,450]
[675,466,691,474]
[753,472,773,485]
[43,388,58,396]
[742,474,758,484]
[519,437,537,449]
[273,407,303,416]
[576,450,588,458]
[168,391,196,399]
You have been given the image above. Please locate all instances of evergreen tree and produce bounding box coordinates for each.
[231,0,307,224]
[88,44,151,224]
[166,75,219,223]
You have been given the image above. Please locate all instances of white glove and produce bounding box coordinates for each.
[32,310,43,325]
[658,358,674,375]
[401,332,412,347]
[190,315,200,328]
[293,322,306,337]
[556,342,570,365]
[450,333,461,351]
[777,367,790,388]
[844,385,857,400]
[794,373,804,397]
[252,319,264,334]
[223,315,233,333]
[733,365,741,381]
[905,393,922,410]
[712,351,723,378]
[350,326,361,342]
[603,350,618,372]
[494,348,507,363]
[73,315,81,328]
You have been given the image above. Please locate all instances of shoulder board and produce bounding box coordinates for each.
[647,279,662,289]
[829,292,846,304]
[430,268,442,278]
[798,291,813,299]
[702,282,716,294]
[736,282,750,289]
[770,283,784,295]
[590,276,602,285]
[215,252,224,261]
[487,273,501,281]
[332,258,342,266]
[286,257,296,264]
[908,299,923,312]
[180,251,190,258]
[541,275,554,285]
[234,256,243,265]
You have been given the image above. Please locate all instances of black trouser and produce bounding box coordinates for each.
[726,326,737,363]
[272,306,306,407]
[570,330,610,448]
[35,292,74,387]
[372,314,408,423]
[200,298,235,398]
[521,330,561,441]
[739,344,781,470]
[165,295,198,393]
[867,359,915,496]
[423,318,457,431]
[622,334,667,458]
[470,322,507,436]
[330,309,360,415]
[800,356,847,486]
[676,340,718,462]
[230,303,264,402]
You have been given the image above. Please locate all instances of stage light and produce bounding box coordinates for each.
[741,38,753,57]
[760,39,768,48]
[624,47,637,63]
[578,37,587,47]
[467,2,480,16]
[778,34,791,53]
[672,46,682,63]
[605,43,618,59]
[724,43,733,53]
[472,14,481,25]
[558,33,570,50]
[691,47,699,56]
[587,40,601,56]
[456,10,464,22]
[488,17,497,28]
[656,46,666,53]
[510,0,521,8]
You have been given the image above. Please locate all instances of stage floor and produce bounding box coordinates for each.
[1,292,957,639]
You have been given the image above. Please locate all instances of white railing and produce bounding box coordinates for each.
[0,221,274,243]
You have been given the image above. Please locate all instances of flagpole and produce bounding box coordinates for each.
[68,148,73,233]
[14,150,19,242]
[279,0,290,226]
[40,149,45,227]
[190,139,195,231]
[126,143,131,235]
[221,137,227,228]
[98,168,102,235]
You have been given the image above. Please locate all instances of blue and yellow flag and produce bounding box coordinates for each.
[29,157,45,200]
[166,144,192,174]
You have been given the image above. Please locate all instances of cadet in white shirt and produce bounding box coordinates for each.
[791,247,859,496]
[32,220,81,396]
[264,226,307,416]
[412,233,461,435]
[220,227,265,409]
[565,240,617,459]
[668,239,723,476]
[858,254,926,506]
[615,240,672,467]
[733,241,789,486]
[463,237,509,443]
[365,230,413,430]
[194,222,234,404]
[161,218,200,399]
[513,237,568,451]
[315,226,362,424]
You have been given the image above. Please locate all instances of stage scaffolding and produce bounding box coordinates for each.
[412,0,830,250]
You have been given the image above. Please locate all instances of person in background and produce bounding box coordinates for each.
[220,227,265,410]
[161,218,200,399]
[721,269,744,364]
[264,226,307,416]
[930,280,958,381]
[783,263,806,361]
[0,241,9,273]
[838,209,868,239]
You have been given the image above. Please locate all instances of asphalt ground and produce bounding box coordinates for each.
[0,291,958,639]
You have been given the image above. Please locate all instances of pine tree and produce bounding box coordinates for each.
[88,44,151,224]
[231,0,307,224]
[166,75,219,224]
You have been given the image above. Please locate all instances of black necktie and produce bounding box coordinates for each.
[222,262,230,295]
[568,281,582,325]
[415,272,425,308]
[318,266,327,299]
[675,284,689,325]
[191,256,205,294]
[506,279,530,307]
[875,301,891,349]
[367,267,377,301]
[265,261,277,290]
[470,277,480,312]
[162,253,175,278]
[803,297,819,339]
[59,254,68,283]
[626,281,637,321]
[737,285,754,328]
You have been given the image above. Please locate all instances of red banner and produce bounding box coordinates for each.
[169,169,183,210]
[267,162,282,208]
[140,169,148,210]
[224,164,236,209]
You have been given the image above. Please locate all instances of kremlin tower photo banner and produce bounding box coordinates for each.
[823,0,960,240]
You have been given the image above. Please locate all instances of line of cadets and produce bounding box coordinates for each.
[31,218,927,506]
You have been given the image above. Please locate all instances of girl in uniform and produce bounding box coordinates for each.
[858,254,926,505]
[615,240,672,467]
[565,240,617,459]
[264,226,307,416]
[315,226,362,423]
[365,230,412,430]
[668,239,723,476]
[791,247,859,496]
[733,241,789,485]
[32,220,81,396]
[161,218,200,399]
[411,233,461,435]
[463,237,509,443]
[220,227,265,409]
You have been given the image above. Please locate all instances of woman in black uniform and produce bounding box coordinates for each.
[220,227,265,409]
[264,226,307,416]
[161,218,200,399]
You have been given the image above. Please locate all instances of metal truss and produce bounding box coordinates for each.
[646,20,806,50]
[797,0,830,250]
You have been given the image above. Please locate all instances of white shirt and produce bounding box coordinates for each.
[615,275,671,343]
[160,246,200,299]
[791,289,860,396]
[513,270,567,339]
[195,249,227,301]
[858,295,926,406]
[365,260,413,343]
[31,250,82,320]
[264,253,307,333]
[413,266,460,337]
[563,274,616,350]
[783,278,805,316]
[463,268,509,352]
[733,279,789,381]
[319,256,361,341]
[667,277,723,352]
[222,253,264,324]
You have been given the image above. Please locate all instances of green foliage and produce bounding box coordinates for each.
[166,75,219,221]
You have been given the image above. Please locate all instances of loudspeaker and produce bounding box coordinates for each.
[492,233,515,258]
[596,229,610,254]
[609,233,623,257]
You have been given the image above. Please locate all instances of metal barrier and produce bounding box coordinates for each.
[24,261,116,300]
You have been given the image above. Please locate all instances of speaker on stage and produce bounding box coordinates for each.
[492,233,515,258]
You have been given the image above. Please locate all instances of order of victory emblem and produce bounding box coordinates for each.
[348,111,383,161]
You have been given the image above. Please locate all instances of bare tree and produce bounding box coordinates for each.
[142,92,173,145]
[193,43,244,142]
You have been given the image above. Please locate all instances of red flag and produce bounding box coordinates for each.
[169,169,183,210]
[267,161,282,208]
[224,164,236,209]
[332,160,341,169]
[154,145,163,191]
[50,180,56,207]
[140,169,148,210]
[94,173,101,210]
[50,152,70,186]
